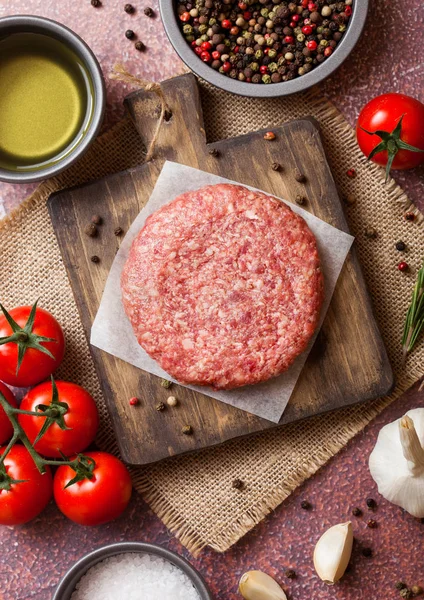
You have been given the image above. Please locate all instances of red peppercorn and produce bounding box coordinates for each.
[284,35,294,43]
[191,40,197,47]
[179,11,190,22]
[264,33,271,38]
[201,41,212,51]
[289,21,296,27]
[221,19,232,29]
[212,50,221,60]
[345,5,352,15]
[346,168,356,178]
[234,45,240,53]
[398,261,409,272]
[244,11,252,19]
[302,25,313,34]
[303,17,311,24]
[292,14,300,21]
[324,46,333,57]
[200,50,211,62]
[264,47,269,54]
[307,40,317,50]
[238,1,247,9]
[260,65,268,74]
[308,2,318,9]
[405,212,415,221]
[194,46,203,55]
[230,26,239,35]
[302,0,308,7]
[222,61,231,72]
[129,397,139,406]
[246,77,251,82]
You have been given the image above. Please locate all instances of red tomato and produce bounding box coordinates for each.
[53,452,132,526]
[0,303,65,387]
[356,93,424,175]
[19,381,99,458]
[0,383,17,445]
[0,445,53,525]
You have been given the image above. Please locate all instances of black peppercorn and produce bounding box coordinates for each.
[91,0,102,6]
[285,569,296,579]
[364,227,378,239]
[294,169,306,183]
[352,507,362,517]
[366,497,377,509]
[209,148,220,157]
[271,162,281,171]
[124,3,135,13]
[125,29,135,39]
[114,226,123,236]
[156,402,166,411]
[361,547,373,558]
[300,500,311,510]
[182,425,193,435]
[85,223,98,237]
[135,41,146,51]
[396,241,406,251]
[405,212,415,221]
[295,194,307,205]
[91,255,100,263]
[400,589,413,600]
[396,583,408,591]
[232,478,244,489]
[144,6,154,16]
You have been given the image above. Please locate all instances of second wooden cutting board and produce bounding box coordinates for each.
[48,74,393,465]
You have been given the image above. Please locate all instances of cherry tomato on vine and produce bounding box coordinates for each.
[53,452,132,526]
[356,93,424,180]
[0,445,53,525]
[19,380,99,458]
[0,383,17,445]
[0,302,65,387]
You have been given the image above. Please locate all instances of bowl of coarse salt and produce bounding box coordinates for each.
[53,542,213,600]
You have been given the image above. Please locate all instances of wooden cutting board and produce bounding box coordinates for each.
[48,73,393,466]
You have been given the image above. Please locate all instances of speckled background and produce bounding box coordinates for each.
[0,0,423,599]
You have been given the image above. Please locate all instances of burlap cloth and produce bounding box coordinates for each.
[1,81,423,555]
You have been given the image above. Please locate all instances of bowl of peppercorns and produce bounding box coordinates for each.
[160,0,368,97]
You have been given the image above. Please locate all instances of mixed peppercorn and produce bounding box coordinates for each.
[177,0,353,84]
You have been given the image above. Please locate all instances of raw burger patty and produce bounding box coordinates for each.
[121,183,324,390]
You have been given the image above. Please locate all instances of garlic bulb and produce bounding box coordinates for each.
[369,408,424,518]
[313,522,353,584]
[239,571,287,600]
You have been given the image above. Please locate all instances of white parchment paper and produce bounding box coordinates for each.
[91,162,354,423]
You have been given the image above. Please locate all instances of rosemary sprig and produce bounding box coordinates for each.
[402,262,424,363]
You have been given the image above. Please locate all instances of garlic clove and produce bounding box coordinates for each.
[239,570,287,600]
[313,521,353,585]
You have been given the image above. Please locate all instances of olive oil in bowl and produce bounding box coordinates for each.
[0,32,95,172]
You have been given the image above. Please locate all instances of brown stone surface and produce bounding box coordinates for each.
[0,1,423,599]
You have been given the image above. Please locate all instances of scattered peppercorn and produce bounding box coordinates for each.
[400,588,413,600]
[114,226,123,236]
[91,0,102,6]
[352,507,362,517]
[295,194,307,205]
[91,214,102,225]
[124,3,135,13]
[232,478,244,489]
[398,261,409,272]
[166,396,178,407]
[396,583,408,591]
[396,241,406,251]
[366,497,377,509]
[182,425,193,435]
[367,519,377,528]
[125,29,135,39]
[405,212,415,221]
[294,169,306,183]
[361,547,373,558]
[156,402,166,411]
[346,168,356,178]
[271,162,281,171]
[161,378,172,389]
[364,227,378,239]
[412,585,423,596]
[264,131,276,141]
[90,255,100,263]
[129,396,139,406]
[209,148,220,157]
[300,500,311,510]
[343,194,356,206]
[135,41,146,51]
[285,569,296,579]
[144,6,154,16]
[85,223,98,237]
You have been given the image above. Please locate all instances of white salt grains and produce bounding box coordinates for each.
[71,552,202,600]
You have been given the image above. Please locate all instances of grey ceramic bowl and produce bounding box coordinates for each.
[160,0,368,97]
[52,542,213,600]
[0,15,105,184]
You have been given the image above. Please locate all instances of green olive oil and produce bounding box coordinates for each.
[0,32,94,172]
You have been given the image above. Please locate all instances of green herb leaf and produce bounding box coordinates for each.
[402,262,424,362]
